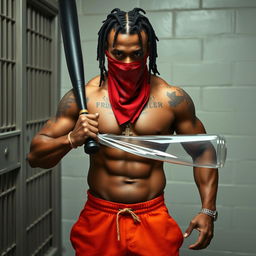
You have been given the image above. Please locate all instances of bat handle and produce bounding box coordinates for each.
[79,110,100,154]
[84,137,100,154]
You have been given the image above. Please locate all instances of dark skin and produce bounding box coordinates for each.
[28,29,218,250]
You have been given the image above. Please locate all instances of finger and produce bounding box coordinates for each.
[84,113,99,120]
[189,230,212,250]
[184,221,196,238]
[188,229,205,250]
[87,119,99,128]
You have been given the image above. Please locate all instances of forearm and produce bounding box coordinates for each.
[193,167,219,210]
[28,134,72,169]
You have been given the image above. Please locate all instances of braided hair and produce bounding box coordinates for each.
[97,7,160,86]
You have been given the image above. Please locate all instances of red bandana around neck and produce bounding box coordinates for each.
[106,51,150,125]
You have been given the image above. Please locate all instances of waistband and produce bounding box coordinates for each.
[86,191,165,214]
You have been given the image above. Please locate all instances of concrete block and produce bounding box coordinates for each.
[158,39,202,62]
[167,203,199,227]
[212,229,256,254]
[140,0,200,10]
[203,0,256,8]
[218,184,256,207]
[62,198,85,220]
[79,14,106,41]
[233,61,256,85]
[60,44,72,90]
[62,220,76,256]
[62,176,87,200]
[157,61,173,82]
[232,207,256,231]
[172,62,232,86]
[233,160,256,185]
[182,87,201,109]
[225,135,256,161]
[176,10,233,36]
[61,152,89,177]
[81,41,99,80]
[236,9,256,34]
[217,160,235,185]
[204,36,256,61]
[202,87,256,112]
[164,163,194,183]
[81,0,139,14]
[198,111,256,136]
[146,12,173,38]
[165,182,200,204]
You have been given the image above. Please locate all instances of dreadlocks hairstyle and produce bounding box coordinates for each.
[97,7,160,86]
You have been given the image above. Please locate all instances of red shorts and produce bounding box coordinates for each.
[70,191,184,256]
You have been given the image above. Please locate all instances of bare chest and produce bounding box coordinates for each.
[87,91,175,136]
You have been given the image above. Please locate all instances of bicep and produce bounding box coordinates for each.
[37,89,79,138]
[38,117,76,138]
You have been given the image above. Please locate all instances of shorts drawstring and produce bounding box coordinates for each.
[116,208,141,241]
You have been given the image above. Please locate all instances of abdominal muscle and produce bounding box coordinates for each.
[87,146,166,203]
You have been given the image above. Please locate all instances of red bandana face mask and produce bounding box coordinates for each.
[106,51,150,125]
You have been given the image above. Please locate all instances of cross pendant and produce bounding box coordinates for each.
[122,123,133,136]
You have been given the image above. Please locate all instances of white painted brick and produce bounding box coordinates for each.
[140,0,200,10]
[146,12,173,38]
[232,207,256,230]
[233,61,256,85]
[202,87,256,111]
[165,182,200,204]
[225,135,256,161]
[167,203,198,226]
[164,163,194,182]
[176,10,233,36]
[198,111,256,136]
[62,220,76,256]
[79,14,106,41]
[158,39,202,62]
[204,36,256,61]
[218,184,256,207]
[182,87,201,109]
[233,160,256,185]
[81,41,99,80]
[61,152,89,177]
[62,198,85,220]
[217,160,235,185]
[180,248,256,256]
[203,0,256,8]
[60,44,72,90]
[62,176,87,200]
[81,0,139,14]
[157,61,172,82]
[212,229,256,253]
[173,62,232,86]
[236,9,256,34]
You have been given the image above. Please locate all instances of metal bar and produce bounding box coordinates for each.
[3,62,7,130]
[0,62,2,130]
[26,208,52,232]
[0,57,15,64]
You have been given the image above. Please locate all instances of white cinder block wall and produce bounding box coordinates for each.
[61,0,256,255]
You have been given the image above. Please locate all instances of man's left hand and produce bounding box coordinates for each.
[183,213,214,250]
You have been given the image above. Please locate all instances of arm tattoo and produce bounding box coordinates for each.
[167,89,193,109]
[56,91,76,117]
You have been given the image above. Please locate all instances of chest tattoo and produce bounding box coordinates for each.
[95,96,111,109]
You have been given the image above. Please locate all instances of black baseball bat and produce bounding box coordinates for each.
[58,0,99,154]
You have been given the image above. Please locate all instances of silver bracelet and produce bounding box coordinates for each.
[200,208,218,221]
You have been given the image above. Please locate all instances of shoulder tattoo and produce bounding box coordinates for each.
[167,88,193,108]
[56,90,76,117]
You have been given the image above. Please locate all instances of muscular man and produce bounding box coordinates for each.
[28,8,218,256]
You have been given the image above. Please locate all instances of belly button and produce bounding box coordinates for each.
[124,179,136,184]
